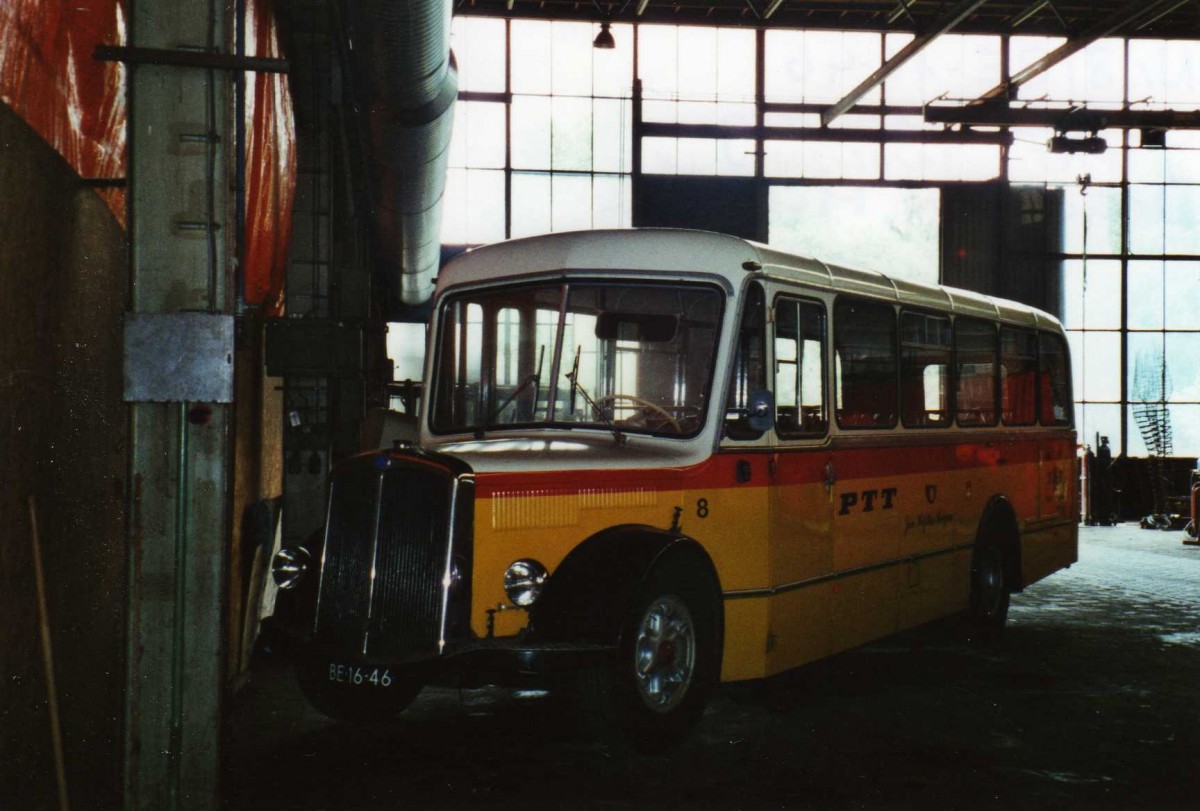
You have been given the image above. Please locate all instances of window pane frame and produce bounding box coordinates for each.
[900,310,952,429]
[834,297,898,430]
[774,295,829,439]
[954,317,999,427]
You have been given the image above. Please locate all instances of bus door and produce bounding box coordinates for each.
[1031,330,1077,580]
[707,281,773,682]
[1038,331,1074,523]
[766,294,833,675]
[828,297,903,654]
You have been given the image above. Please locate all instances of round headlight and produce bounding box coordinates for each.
[271,546,311,590]
[503,559,548,607]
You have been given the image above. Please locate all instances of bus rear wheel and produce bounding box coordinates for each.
[575,557,721,752]
[968,539,1010,633]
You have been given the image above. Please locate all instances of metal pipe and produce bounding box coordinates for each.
[346,0,457,306]
[235,0,247,311]
[166,402,190,811]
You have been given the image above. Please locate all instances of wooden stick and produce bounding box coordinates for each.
[28,496,70,811]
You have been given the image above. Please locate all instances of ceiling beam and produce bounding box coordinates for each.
[925,102,1200,130]
[820,0,988,128]
[975,0,1182,101]
[642,120,1014,145]
[1009,1,1050,29]
[1136,0,1193,31]
[887,0,917,26]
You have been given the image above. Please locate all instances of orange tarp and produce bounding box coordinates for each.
[0,0,294,313]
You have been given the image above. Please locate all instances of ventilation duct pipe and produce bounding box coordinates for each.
[345,0,456,306]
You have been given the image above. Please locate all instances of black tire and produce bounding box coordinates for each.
[576,555,722,752]
[968,538,1011,634]
[295,657,421,724]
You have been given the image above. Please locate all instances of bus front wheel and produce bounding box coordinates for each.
[575,556,721,752]
[968,539,1011,632]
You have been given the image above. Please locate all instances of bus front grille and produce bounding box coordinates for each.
[314,456,462,661]
[367,465,452,658]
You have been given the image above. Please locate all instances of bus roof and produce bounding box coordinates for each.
[437,228,1064,332]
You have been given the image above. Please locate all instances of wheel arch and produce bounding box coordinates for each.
[976,494,1024,592]
[530,524,724,648]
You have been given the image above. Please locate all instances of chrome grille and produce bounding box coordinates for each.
[313,455,465,661]
[366,465,452,658]
[313,463,379,648]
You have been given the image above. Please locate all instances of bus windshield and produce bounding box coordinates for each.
[430,280,724,438]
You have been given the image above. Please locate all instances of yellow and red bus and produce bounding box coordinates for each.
[268,228,1077,749]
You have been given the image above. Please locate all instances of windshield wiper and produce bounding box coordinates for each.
[475,346,544,439]
[564,344,626,446]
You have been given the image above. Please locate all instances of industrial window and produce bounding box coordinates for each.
[1001,327,1039,426]
[883,34,1001,106]
[442,18,1200,456]
[774,297,827,438]
[900,311,951,428]
[954,318,998,427]
[640,27,755,126]
[768,187,939,285]
[1039,332,1072,426]
[764,30,881,105]
[834,299,897,429]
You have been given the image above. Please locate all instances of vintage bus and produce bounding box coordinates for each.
[268,228,1077,749]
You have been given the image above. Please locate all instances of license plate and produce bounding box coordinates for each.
[327,662,394,688]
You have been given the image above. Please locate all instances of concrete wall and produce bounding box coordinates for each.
[0,102,127,809]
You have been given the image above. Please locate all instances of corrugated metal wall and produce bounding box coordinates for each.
[941,182,1064,318]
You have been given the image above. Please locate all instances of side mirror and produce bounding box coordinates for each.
[747,389,775,434]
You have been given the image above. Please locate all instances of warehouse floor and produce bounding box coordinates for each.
[225,525,1200,810]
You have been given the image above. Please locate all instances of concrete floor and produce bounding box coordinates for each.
[225,526,1200,810]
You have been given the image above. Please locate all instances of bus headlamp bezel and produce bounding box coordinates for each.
[503,558,548,607]
[271,546,312,590]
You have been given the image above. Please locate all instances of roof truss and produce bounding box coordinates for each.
[821,0,987,127]
[974,0,1193,102]
[452,1,1200,38]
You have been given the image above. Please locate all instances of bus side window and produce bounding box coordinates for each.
[775,297,827,437]
[1001,327,1038,425]
[900,311,951,428]
[1039,332,1072,426]
[834,298,897,429]
[725,283,767,440]
[955,317,998,426]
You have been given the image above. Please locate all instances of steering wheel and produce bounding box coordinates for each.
[595,394,682,433]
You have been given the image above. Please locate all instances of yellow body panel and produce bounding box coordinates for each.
[470,488,684,638]
[721,597,770,681]
[467,444,1075,682]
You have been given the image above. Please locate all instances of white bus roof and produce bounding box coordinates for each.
[437,228,1064,333]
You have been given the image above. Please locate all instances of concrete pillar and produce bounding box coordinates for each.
[124,2,232,809]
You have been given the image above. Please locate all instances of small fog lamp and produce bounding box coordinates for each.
[503,559,548,607]
[271,546,312,590]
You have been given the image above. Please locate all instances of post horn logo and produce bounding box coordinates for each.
[925,484,937,504]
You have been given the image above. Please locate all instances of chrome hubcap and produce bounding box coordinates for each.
[633,595,696,713]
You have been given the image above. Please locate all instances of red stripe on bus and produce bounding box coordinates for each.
[474,436,1075,498]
